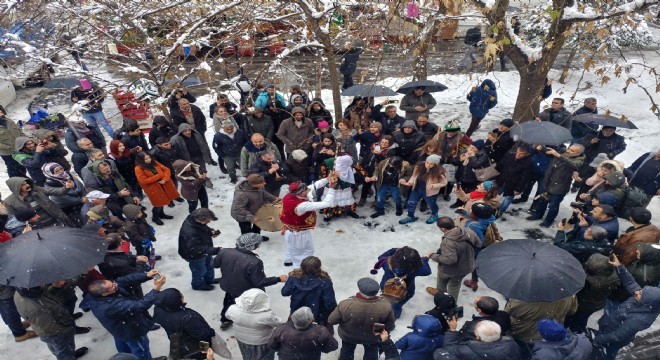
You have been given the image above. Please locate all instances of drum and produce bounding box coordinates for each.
[253,203,283,232]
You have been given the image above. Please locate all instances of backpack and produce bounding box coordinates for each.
[616,186,648,219]
[381,258,409,303]
[483,223,503,247]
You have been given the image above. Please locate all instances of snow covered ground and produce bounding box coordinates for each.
[0,52,659,359]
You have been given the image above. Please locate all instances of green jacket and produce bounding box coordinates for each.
[505,296,578,344]
[83,160,134,204]
[542,154,585,195]
[14,291,75,337]
[0,117,23,156]
[2,177,69,222]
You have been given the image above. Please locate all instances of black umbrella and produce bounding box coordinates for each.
[396,80,448,94]
[476,239,586,302]
[341,84,397,97]
[43,77,81,89]
[571,113,638,129]
[0,227,106,288]
[510,121,572,145]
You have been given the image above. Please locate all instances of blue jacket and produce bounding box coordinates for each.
[80,272,158,341]
[281,275,337,323]
[254,91,286,109]
[531,333,592,360]
[583,215,619,243]
[595,265,660,347]
[396,315,444,360]
[378,248,432,299]
[464,216,496,244]
[467,79,498,119]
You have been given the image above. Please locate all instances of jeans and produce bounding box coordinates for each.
[499,195,514,213]
[188,255,215,288]
[391,290,414,319]
[376,185,401,209]
[0,297,27,336]
[41,332,76,360]
[338,340,379,360]
[187,187,209,213]
[521,172,544,201]
[1,155,27,178]
[535,193,565,224]
[238,221,262,234]
[220,293,236,323]
[114,335,153,360]
[407,187,438,217]
[437,271,465,303]
[459,45,477,70]
[82,110,114,137]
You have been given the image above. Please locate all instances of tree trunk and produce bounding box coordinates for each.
[324,45,343,122]
[512,68,547,122]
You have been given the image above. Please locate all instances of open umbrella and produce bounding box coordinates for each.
[510,121,572,145]
[0,227,106,288]
[476,239,586,302]
[396,80,448,94]
[571,113,638,129]
[43,77,81,89]
[341,84,397,97]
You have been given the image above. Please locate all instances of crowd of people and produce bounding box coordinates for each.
[0,77,658,360]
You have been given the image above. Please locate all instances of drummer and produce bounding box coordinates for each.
[230,174,281,241]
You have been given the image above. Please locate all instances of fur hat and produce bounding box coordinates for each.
[288,182,308,195]
[317,120,329,129]
[357,278,379,297]
[236,233,262,252]
[537,319,568,342]
[589,153,609,167]
[291,149,308,161]
[426,154,441,165]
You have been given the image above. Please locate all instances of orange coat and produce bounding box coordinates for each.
[613,224,660,265]
[135,161,180,207]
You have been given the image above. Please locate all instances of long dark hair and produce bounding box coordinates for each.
[390,246,423,274]
[289,256,331,279]
[415,160,445,181]
[134,151,155,171]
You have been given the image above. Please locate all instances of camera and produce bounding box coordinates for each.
[447,306,464,319]
[199,341,209,353]
[569,201,586,210]
[373,323,385,334]
[211,229,221,237]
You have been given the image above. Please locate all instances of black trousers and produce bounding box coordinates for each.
[220,293,236,323]
[238,221,262,234]
[187,187,209,213]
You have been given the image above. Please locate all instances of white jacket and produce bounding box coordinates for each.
[225,288,282,345]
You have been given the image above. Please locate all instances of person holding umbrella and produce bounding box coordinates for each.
[399,86,437,121]
[580,126,627,163]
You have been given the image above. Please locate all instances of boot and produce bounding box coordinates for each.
[395,206,403,216]
[14,331,37,342]
[218,160,227,173]
[463,279,479,291]
[398,216,418,224]
[151,208,164,226]
[346,211,360,219]
[160,208,173,220]
[370,208,385,218]
[74,347,89,359]
[511,197,528,204]
[449,199,465,209]
[230,176,238,184]
[357,198,367,207]
[425,214,439,224]
[419,200,428,212]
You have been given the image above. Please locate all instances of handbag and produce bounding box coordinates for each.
[204,178,214,189]
[474,159,499,182]
[211,335,233,359]
[442,164,457,183]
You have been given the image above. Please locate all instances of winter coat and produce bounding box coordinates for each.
[372,158,413,193]
[464,216,496,245]
[595,265,660,348]
[248,156,288,196]
[484,130,514,163]
[268,321,338,360]
[395,315,444,360]
[226,289,281,345]
[400,92,437,120]
[609,243,660,303]
[277,113,315,154]
[153,289,215,359]
[575,254,620,313]
[123,204,156,248]
[0,116,23,156]
[354,130,383,158]
[150,145,177,179]
[328,294,396,345]
[538,107,572,130]
[281,275,337,324]
[83,160,134,205]
[239,138,281,177]
[570,106,599,139]
[11,137,52,185]
[344,105,372,131]
[173,160,205,202]
[553,230,613,264]
[496,152,533,196]
[170,123,213,170]
[109,154,138,191]
[212,114,240,134]
[35,129,70,171]
[254,91,287,110]
[213,247,280,298]
[627,152,660,196]
[339,48,362,75]
[80,272,157,341]
[613,224,660,266]
[435,131,473,164]
[178,215,218,262]
[378,248,432,300]
[212,127,248,158]
[542,153,585,195]
[171,104,207,134]
[135,162,180,207]
[504,296,578,344]
[430,227,480,277]
[459,311,512,338]
[247,113,275,140]
[530,333,592,360]
[230,180,277,223]
[331,129,359,161]
[148,118,177,147]
[2,177,69,224]
[581,131,627,161]
[121,133,149,154]
[456,150,490,186]
[14,290,75,337]
[98,249,147,298]
[407,166,449,197]
[436,331,522,360]
[467,80,498,119]
[371,105,405,135]
[43,175,85,209]
[285,156,312,183]
[393,127,426,162]
[307,99,333,128]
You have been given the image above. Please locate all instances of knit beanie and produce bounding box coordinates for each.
[236,233,262,252]
[537,319,568,342]
[482,180,495,191]
[426,154,441,165]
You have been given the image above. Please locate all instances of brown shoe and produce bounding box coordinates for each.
[426,287,439,296]
[14,330,38,342]
[463,279,479,292]
[21,320,30,329]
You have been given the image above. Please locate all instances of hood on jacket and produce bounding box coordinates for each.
[122,204,143,221]
[6,177,31,196]
[89,160,107,177]
[35,129,57,140]
[155,288,185,312]
[444,227,480,248]
[291,106,306,117]
[307,99,326,112]
[603,172,625,188]
[636,242,660,265]
[411,314,443,338]
[236,288,271,313]
[639,286,660,312]
[481,79,496,91]
[597,160,624,173]
[244,138,274,154]
[14,137,32,152]
[401,120,418,131]
[173,159,201,178]
[585,254,614,276]
[153,115,170,127]
[177,123,195,134]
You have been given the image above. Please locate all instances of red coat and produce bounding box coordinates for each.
[280,193,317,231]
[135,161,180,207]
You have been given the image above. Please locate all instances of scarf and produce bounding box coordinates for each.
[335,155,355,184]
[41,162,70,185]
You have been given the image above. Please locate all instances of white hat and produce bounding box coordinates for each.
[86,190,110,200]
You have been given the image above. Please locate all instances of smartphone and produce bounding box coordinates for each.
[199,341,209,353]
[609,254,616,262]
[373,323,385,334]
[448,306,464,319]
[153,271,162,280]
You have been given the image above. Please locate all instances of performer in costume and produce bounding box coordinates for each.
[319,154,365,221]
[280,175,337,267]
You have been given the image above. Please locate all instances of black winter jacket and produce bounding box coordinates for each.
[496,152,533,196]
[436,331,522,360]
[212,128,248,158]
[268,321,338,360]
[177,215,219,261]
[213,248,280,298]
